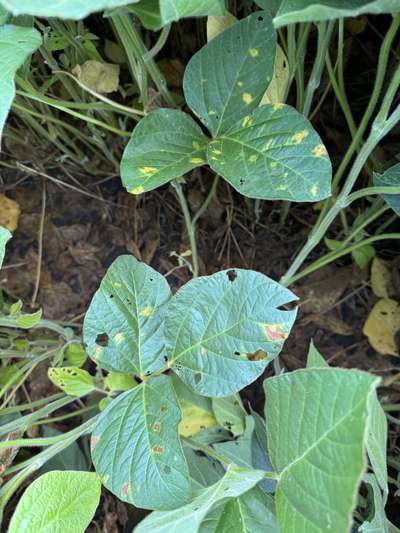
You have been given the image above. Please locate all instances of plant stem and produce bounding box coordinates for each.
[172,181,199,277]
[183,437,234,466]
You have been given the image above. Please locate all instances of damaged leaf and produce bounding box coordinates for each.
[363,298,400,356]
[48,366,95,396]
[72,60,120,93]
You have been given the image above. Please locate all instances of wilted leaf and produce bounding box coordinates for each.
[363,298,400,356]
[373,163,400,216]
[359,474,390,532]
[8,471,101,533]
[48,366,95,396]
[72,60,119,93]
[371,257,395,298]
[260,45,289,104]
[0,194,19,231]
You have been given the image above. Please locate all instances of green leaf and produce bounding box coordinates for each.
[104,371,137,391]
[135,466,266,533]
[264,368,380,532]
[367,392,388,494]
[121,109,208,194]
[256,0,282,16]
[131,0,162,31]
[0,25,41,147]
[83,255,171,376]
[40,427,89,473]
[66,342,87,367]
[48,367,95,396]
[208,104,332,201]
[212,394,246,436]
[165,268,297,396]
[373,163,400,216]
[360,474,389,532]
[15,308,42,328]
[160,0,225,25]
[306,340,328,367]
[0,0,138,19]
[183,445,224,490]
[0,5,8,24]
[273,0,399,27]
[183,11,276,137]
[91,374,190,510]
[0,226,11,269]
[353,244,375,270]
[8,471,101,533]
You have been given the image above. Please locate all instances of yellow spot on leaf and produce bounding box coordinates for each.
[139,166,157,175]
[93,344,102,361]
[270,161,278,168]
[292,130,309,144]
[249,154,258,162]
[140,305,153,317]
[192,141,200,150]
[242,115,252,127]
[242,92,253,105]
[208,110,216,116]
[310,185,318,197]
[277,184,288,191]
[113,282,122,288]
[273,103,285,110]
[190,157,206,164]
[114,332,124,344]
[250,48,259,57]
[179,405,217,438]
[102,474,109,484]
[237,81,244,87]
[129,186,145,195]
[283,172,288,177]
[313,144,328,157]
[212,149,222,155]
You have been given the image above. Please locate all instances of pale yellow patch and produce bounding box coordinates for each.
[313,144,328,157]
[114,332,124,344]
[292,129,309,144]
[113,282,122,288]
[210,156,219,161]
[249,154,258,162]
[102,474,110,484]
[237,81,244,87]
[192,141,200,150]
[242,115,252,127]
[129,185,145,195]
[190,157,206,164]
[273,103,285,110]
[277,184,288,191]
[212,149,222,155]
[140,305,153,317]
[242,92,253,105]
[208,110,216,116]
[310,185,318,197]
[139,166,157,175]
[270,161,278,168]
[262,139,274,151]
[283,172,288,177]
[93,344,102,361]
[250,48,259,57]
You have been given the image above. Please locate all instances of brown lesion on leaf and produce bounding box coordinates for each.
[151,446,164,454]
[263,323,288,341]
[121,482,131,496]
[153,422,161,432]
[160,405,167,414]
[246,349,268,361]
[90,436,100,452]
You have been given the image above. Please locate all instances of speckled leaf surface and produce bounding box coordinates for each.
[273,0,399,27]
[0,25,41,146]
[0,226,11,268]
[91,374,190,510]
[8,471,101,533]
[160,0,225,24]
[121,109,208,194]
[83,255,171,377]
[208,104,332,201]
[134,467,266,533]
[165,268,297,397]
[373,163,400,216]
[0,0,137,19]
[183,11,276,137]
[265,368,379,533]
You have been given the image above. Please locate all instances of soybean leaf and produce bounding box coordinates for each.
[212,394,246,436]
[359,474,389,533]
[91,374,190,510]
[48,366,95,396]
[165,268,297,397]
[273,0,399,27]
[131,0,162,31]
[0,25,41,146]
[83,255,171,376]
[104,371,137,391]
[373,163,400,216]
[367,392,388,494]
[134,466,266,533]
[8,471,101,533]
[0,5,8,24]
[208,104,332,202]
[183,445,225,490]
[183,11,276,137]
[160,0,225,25]
[306,339,328,367]
[256,0,282,16]
[40,427,89,473]
[121,109,208,194]
[0,0,137,19]
[264,368,380,532]
[0,226,11,269]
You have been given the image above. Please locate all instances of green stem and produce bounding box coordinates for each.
[172,181,199,277]
[192,176,220,226]
[183,437,234,466]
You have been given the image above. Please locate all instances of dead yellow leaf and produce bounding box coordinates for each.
[371,257,394,298]
[363,298,400,356]
[72,60,120,93]
[260,45,289,105]
[0,193,20,231]
[178,404,217,438]
[207,12,237,41]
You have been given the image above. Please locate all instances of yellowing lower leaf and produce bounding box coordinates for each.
[371,257,394,298]
[363,298,400,356]
[0,193,20,231]
[207,11,237,41]
[72,60,120,93]
[179,403,217,437]
[260,45,289,105]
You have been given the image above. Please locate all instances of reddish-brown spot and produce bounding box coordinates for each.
[152,446,164,454]
[153,422,161,432]
[90,436,99,452]
[263,324,288,341]
[121,482,131,496]
[160,405,167,414]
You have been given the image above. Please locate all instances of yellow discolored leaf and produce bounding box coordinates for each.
[260,45,289,105]
[207,11,237,41]
[0,193,20,231]
[371,257,394,298]
[363,298,400,356]
[72,60,120,94]
[178,404,217,438]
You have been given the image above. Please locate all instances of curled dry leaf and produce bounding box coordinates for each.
[72,60,120,93]
[0,193,20,231]
[363,298,400,356]
[371,257,395,298]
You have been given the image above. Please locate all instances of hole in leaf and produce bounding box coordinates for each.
[227,270,237,282]
[234,351,240,356]
[109,294,114,299]
[257,15,264,21]
[95,333,109,347]
[160,405,168,414]
[164,465,171,474]
[194,373,201,384]
[239,178,245,186]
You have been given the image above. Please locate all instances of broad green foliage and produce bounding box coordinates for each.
[373,163,400,216]
[208,104,332,201]
[360,474,390,532]
[0,24,41,146]
[367,392,388,493]
[160,0,225,24]
[134,467,267,533]
[212,394,246,436]
[91,374,190,510]
[183,11,276,137]
[273,0,400,27]
[8,471,101,533]
[121,109,208,194]
[165,268,297,396]
[264,368,380,532]
[48,366,95,396]
[0,5,8,24]
[0,225,11,268]
[83,255,171,376]
[0,0,136,19]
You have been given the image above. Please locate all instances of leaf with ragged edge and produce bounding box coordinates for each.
[160,0,225,24]
[91,374,190,510]
[121,109,208,195]
[165,268,297,397]
[273,0,399,27]
[373,163,400,216]
[183,11,276,137]
[134,466,266,533]
[0,0,138,19]
[208,104,332,202]
[264,368,380,533]
[367,392,388,494]
[8,471,101,533]
[83,255,171,376]
[212,394,246,436]
[0,226,11,269]
[359,474,389,533]
[48,366,95,396]
[0,25,41,147]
